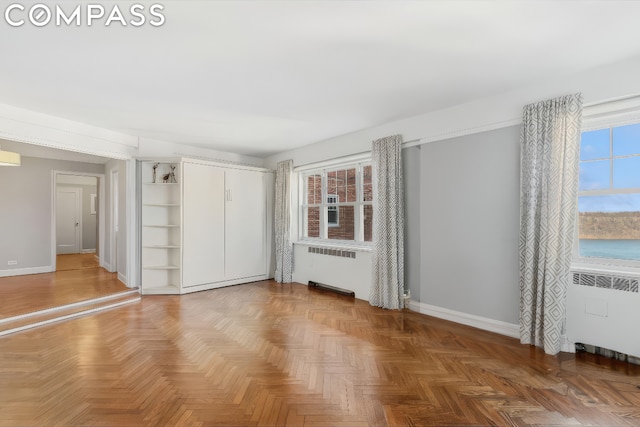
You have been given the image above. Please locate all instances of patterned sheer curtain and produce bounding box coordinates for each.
[275,159,293,283]
[370,135,405,309]
[519,93,583,355]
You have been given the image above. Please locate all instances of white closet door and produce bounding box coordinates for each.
[182,163,225,287]
[224,169,266,280]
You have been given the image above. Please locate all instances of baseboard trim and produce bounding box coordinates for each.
[117,272,127,286]
[0,266,52,278]
[81,249,96,254]
[408,300,519,339]
[102,262,113,272]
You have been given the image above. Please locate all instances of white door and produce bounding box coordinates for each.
[56,187,82,254]
[225,169,266,280]
[182,163,226,287]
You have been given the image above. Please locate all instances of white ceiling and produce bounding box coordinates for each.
[2,1,640,159]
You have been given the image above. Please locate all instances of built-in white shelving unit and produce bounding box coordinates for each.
[141,161,181,295]
[139,158,273,295]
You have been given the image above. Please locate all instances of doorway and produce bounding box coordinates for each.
[53,173,102,272]
[56,186,82,255]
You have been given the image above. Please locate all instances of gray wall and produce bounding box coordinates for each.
[419,126,521,324]
[0,157,104,272]
[81,182,97,251]
[403,145,421,302]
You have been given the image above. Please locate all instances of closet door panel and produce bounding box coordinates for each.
[224,170,266,280]
[182,163,225,287]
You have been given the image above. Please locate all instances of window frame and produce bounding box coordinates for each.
[573,119,640,271]
[298,160,373,246]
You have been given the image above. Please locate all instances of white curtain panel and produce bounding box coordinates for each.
[274,159,293,283]
[370,135,405,309]
[519,93,583,355]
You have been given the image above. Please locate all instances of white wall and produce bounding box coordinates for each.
[0,157,104,276]
[292,245,372,300]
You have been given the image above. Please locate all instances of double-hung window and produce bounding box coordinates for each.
[300,161,373,245]
[576,122,640,266]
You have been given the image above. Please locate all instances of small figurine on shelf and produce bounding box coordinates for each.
[169,164,177,183]
[152,162,159,183]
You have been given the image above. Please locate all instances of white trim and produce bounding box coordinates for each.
[571,262,640,278]
[81,249,96,254]
[0,266,52,278]
[293,240,372,252]
[408,300,520,339]
[294,152,371,172]
[0,102,137,160]
[126,158,138,288]
[110,169,119,274]
[117,272,127,285]
[0,290,139,324]
[412,118,523,147]
[0,297,140,338]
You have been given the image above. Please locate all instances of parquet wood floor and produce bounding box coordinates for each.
[1,280,639,426]
[0,264,130,319]
[56,253,100,271]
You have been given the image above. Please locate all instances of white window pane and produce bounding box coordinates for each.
[363,165,373,202]
[613,157,640,189]
[305,207,320,238]
[578,194,640,261]
[327,206,354,241]
[307,175,321,204]
[613,123,640,156]
[580,129,610,160]
[579,160,610,190]
[363,204,373,242]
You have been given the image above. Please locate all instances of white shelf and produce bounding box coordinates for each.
[142,285,180,295]
[144,245,180,249]
[144,265,180,270]
[143,183,179,186]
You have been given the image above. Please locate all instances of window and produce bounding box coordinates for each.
[301,162,373,244]
[577,122,640,264]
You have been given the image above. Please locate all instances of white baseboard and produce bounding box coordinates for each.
[408,300,519,339]
[102,262,113,272]
[0,266,52,278]
[117,272,127,286]
[81,249,96,254]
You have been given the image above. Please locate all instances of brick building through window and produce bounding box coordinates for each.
[302,162,372,244]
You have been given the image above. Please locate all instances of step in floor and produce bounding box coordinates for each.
[0,289,141,337]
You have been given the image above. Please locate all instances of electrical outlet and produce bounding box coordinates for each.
[7,260,17,266]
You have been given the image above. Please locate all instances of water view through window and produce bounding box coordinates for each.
[579,123,640,261]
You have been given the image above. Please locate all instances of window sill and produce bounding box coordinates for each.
[571,260,640,278]
[294,240,373,253]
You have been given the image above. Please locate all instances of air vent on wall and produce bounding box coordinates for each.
[573,272,639,293]
[308,247,356,259]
